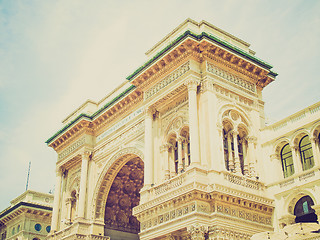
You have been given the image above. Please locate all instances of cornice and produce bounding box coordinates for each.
[47,88,142,151]
[127,31,276,89]
[0,202,52,224]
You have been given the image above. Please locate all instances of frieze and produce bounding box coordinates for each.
[206,62,256,93]
[215,202,272,226]
[96,107,144,143]
[145,61,190,99]
[140,202,197,232]
[95,121,144,160]
[58,137,86,161]
[223,172,265,190]
[299,171,315,181]
[214,85,254,109]
[208,226,251,240]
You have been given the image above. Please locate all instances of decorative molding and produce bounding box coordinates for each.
[279,179,295,188]
[96,107,144,142]
[187,224,208,240]
[207,62,256,93]
[145,62,190,99]
[58,137,86,160]
[208,226,251,240]
[299,171,315,181]
[223,172,264,190]
[95,121,145,160]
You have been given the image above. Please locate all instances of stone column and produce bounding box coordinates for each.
[270,153,284,180]
[227,132,234,172]
[78,151,90,219]
[177,137,183,173]
[310,137,320,166]
[187,224,208,240]
[233,131,241,174]
[51,168,62,232]
[65,197,72,223]
[185,78,200,166]
[160,144,170,180]
[170,145,176,177]
[242,138,249,176]
[184,140,190,168]
[144,107,154,186]
[247,137,256,177]
[218,127,226,171]
[291,145,302,173]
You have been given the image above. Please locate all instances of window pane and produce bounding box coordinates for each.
[299,136,314,170]
[281,144,294,178]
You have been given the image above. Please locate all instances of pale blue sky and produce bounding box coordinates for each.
[0,0,319,210]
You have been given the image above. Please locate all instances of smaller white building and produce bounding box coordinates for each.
[0,190,53,240]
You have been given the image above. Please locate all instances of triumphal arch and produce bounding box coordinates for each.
[46,19,279,239]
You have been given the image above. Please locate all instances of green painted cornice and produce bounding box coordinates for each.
[45,85,135,145]
[127,30,275,81]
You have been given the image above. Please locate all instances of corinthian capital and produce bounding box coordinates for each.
[187,224,208,240]
[82,151,91,159]
[200,79,214,92]
[184,78,200,91]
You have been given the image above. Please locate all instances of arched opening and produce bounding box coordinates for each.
[294,195,318,223]
[104,157,144,240]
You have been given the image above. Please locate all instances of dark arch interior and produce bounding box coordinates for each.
[104,157,144,240]
[294,195,318,223]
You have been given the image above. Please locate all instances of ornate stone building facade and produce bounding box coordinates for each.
[0,190,53,240]
[46,19,320,239]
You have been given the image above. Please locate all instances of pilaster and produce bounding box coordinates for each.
[77,150,90,219]
[50,168,62,233]
[185,77,200,167]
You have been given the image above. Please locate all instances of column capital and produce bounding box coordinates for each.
[187,224,208,240]
[144,106,157,118]
[200,79,214,92]
[56,167,63,176]
[184,78,200,91]
[177,137,184,143]
[270,153,280,161]
[232,130,239,137]
[290,145,299,152]
[247,136,257,144]
[160,144,171,152]
[81,150,91,159]
[310,136,319,143]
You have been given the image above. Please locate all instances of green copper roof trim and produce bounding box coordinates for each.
[127,30,274,81]
[45,85,135,145]
[268,70,278,77]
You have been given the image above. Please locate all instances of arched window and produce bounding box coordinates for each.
[280,144,294,178]
[294,195,317,223]
[299,136,314,170]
